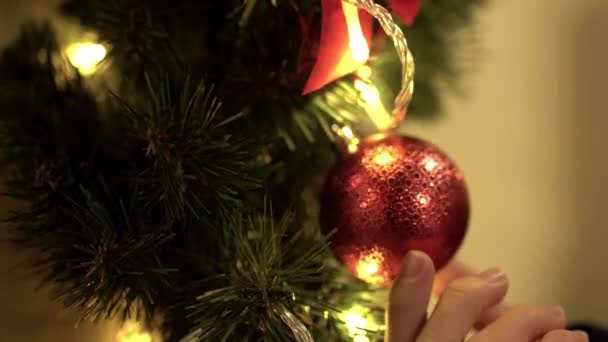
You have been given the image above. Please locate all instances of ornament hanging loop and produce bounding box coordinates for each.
[346,0,415,130]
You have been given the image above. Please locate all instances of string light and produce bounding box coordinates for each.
[343,2,370,63]
[353,69,392,133]
[66,42,107,76]
[332,124,361,154]
[115,320,153,342]
[340,305,380,342]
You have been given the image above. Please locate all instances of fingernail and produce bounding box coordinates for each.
[550,305,565,320]
[401,251,424,278]
[479,268,506,284]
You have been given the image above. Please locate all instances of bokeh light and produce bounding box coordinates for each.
[115,320,152,342]
[67,42,107,76]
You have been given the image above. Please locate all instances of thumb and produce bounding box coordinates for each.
[385,251,435,342]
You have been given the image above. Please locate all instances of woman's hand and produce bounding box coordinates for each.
[385,251,589,342]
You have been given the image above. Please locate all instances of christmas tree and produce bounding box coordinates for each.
[0,0,484,340]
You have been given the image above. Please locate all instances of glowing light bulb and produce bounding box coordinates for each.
[344,309,368,336]
[353,77,392,130]
[356,65,373,80]
[67,42,106,76]
[342,2,370,63]
[333,124,361,153]
[354,79,380,106]
[115,320,152,342]
[355,249,386,284]
[341,126,355,139]
[353,336,371,342]
[340,305,379,342]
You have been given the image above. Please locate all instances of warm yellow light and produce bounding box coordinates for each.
[359,256,379,275]
[354,79,369,92]
[341,126,355,140]
[340,305,378,342]
[333,124,361,154]
[115,320,152,342]
[416,193,430,207]
[342,2,370,63]
[344,310,368,336]
[372,150,397,166]
[347,141,360,154]
[422,156,440,172]
[353,336,371,342]
[355,249,387,284]
[356,65,373,80]
[363,146,401,175]
[354,79,380,106]
[353,78,392,130]
[67,42,106,76]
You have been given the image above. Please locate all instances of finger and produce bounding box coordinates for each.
[385,251,435,342]
[475,304,506,328]
[417,269,508,342]
[471,305,567,342]
[541,330,589,342]
[433,261,509,329]
[433,260,476,294]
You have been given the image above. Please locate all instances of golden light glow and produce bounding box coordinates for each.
[356,65,373,80]
[354,80,379,106]
[340,305,379,342]
[353,336,371,342]
[344,311,368,336]
[342,2,370,63]
[333,124,361,153]
[363,145,401,175]
[341,126,355,139]
[67,42,106,76]
[422,156,440,172]
[355,249,387,284]
[416,193,430,207]
[115,320,152,342]
[372,150,396,166]
[353,76,392,130]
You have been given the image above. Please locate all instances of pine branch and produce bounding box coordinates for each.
[18,187,176,323]
[115,75,263,222]
[184,204,334,341]
[0,23,106,240]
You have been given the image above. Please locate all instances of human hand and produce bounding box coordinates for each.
[385,251,589,342]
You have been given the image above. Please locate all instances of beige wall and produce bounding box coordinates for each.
[406,0,608,326]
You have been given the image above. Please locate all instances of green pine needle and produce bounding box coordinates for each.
[20,187,177,323]
[185,204,333,341]
[115,75,263,222]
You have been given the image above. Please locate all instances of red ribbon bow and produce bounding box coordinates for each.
[302,0,421,95]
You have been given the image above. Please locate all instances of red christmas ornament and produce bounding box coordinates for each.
[320,134,469,285]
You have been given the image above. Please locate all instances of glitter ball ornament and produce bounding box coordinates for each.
[320,134,469,285]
